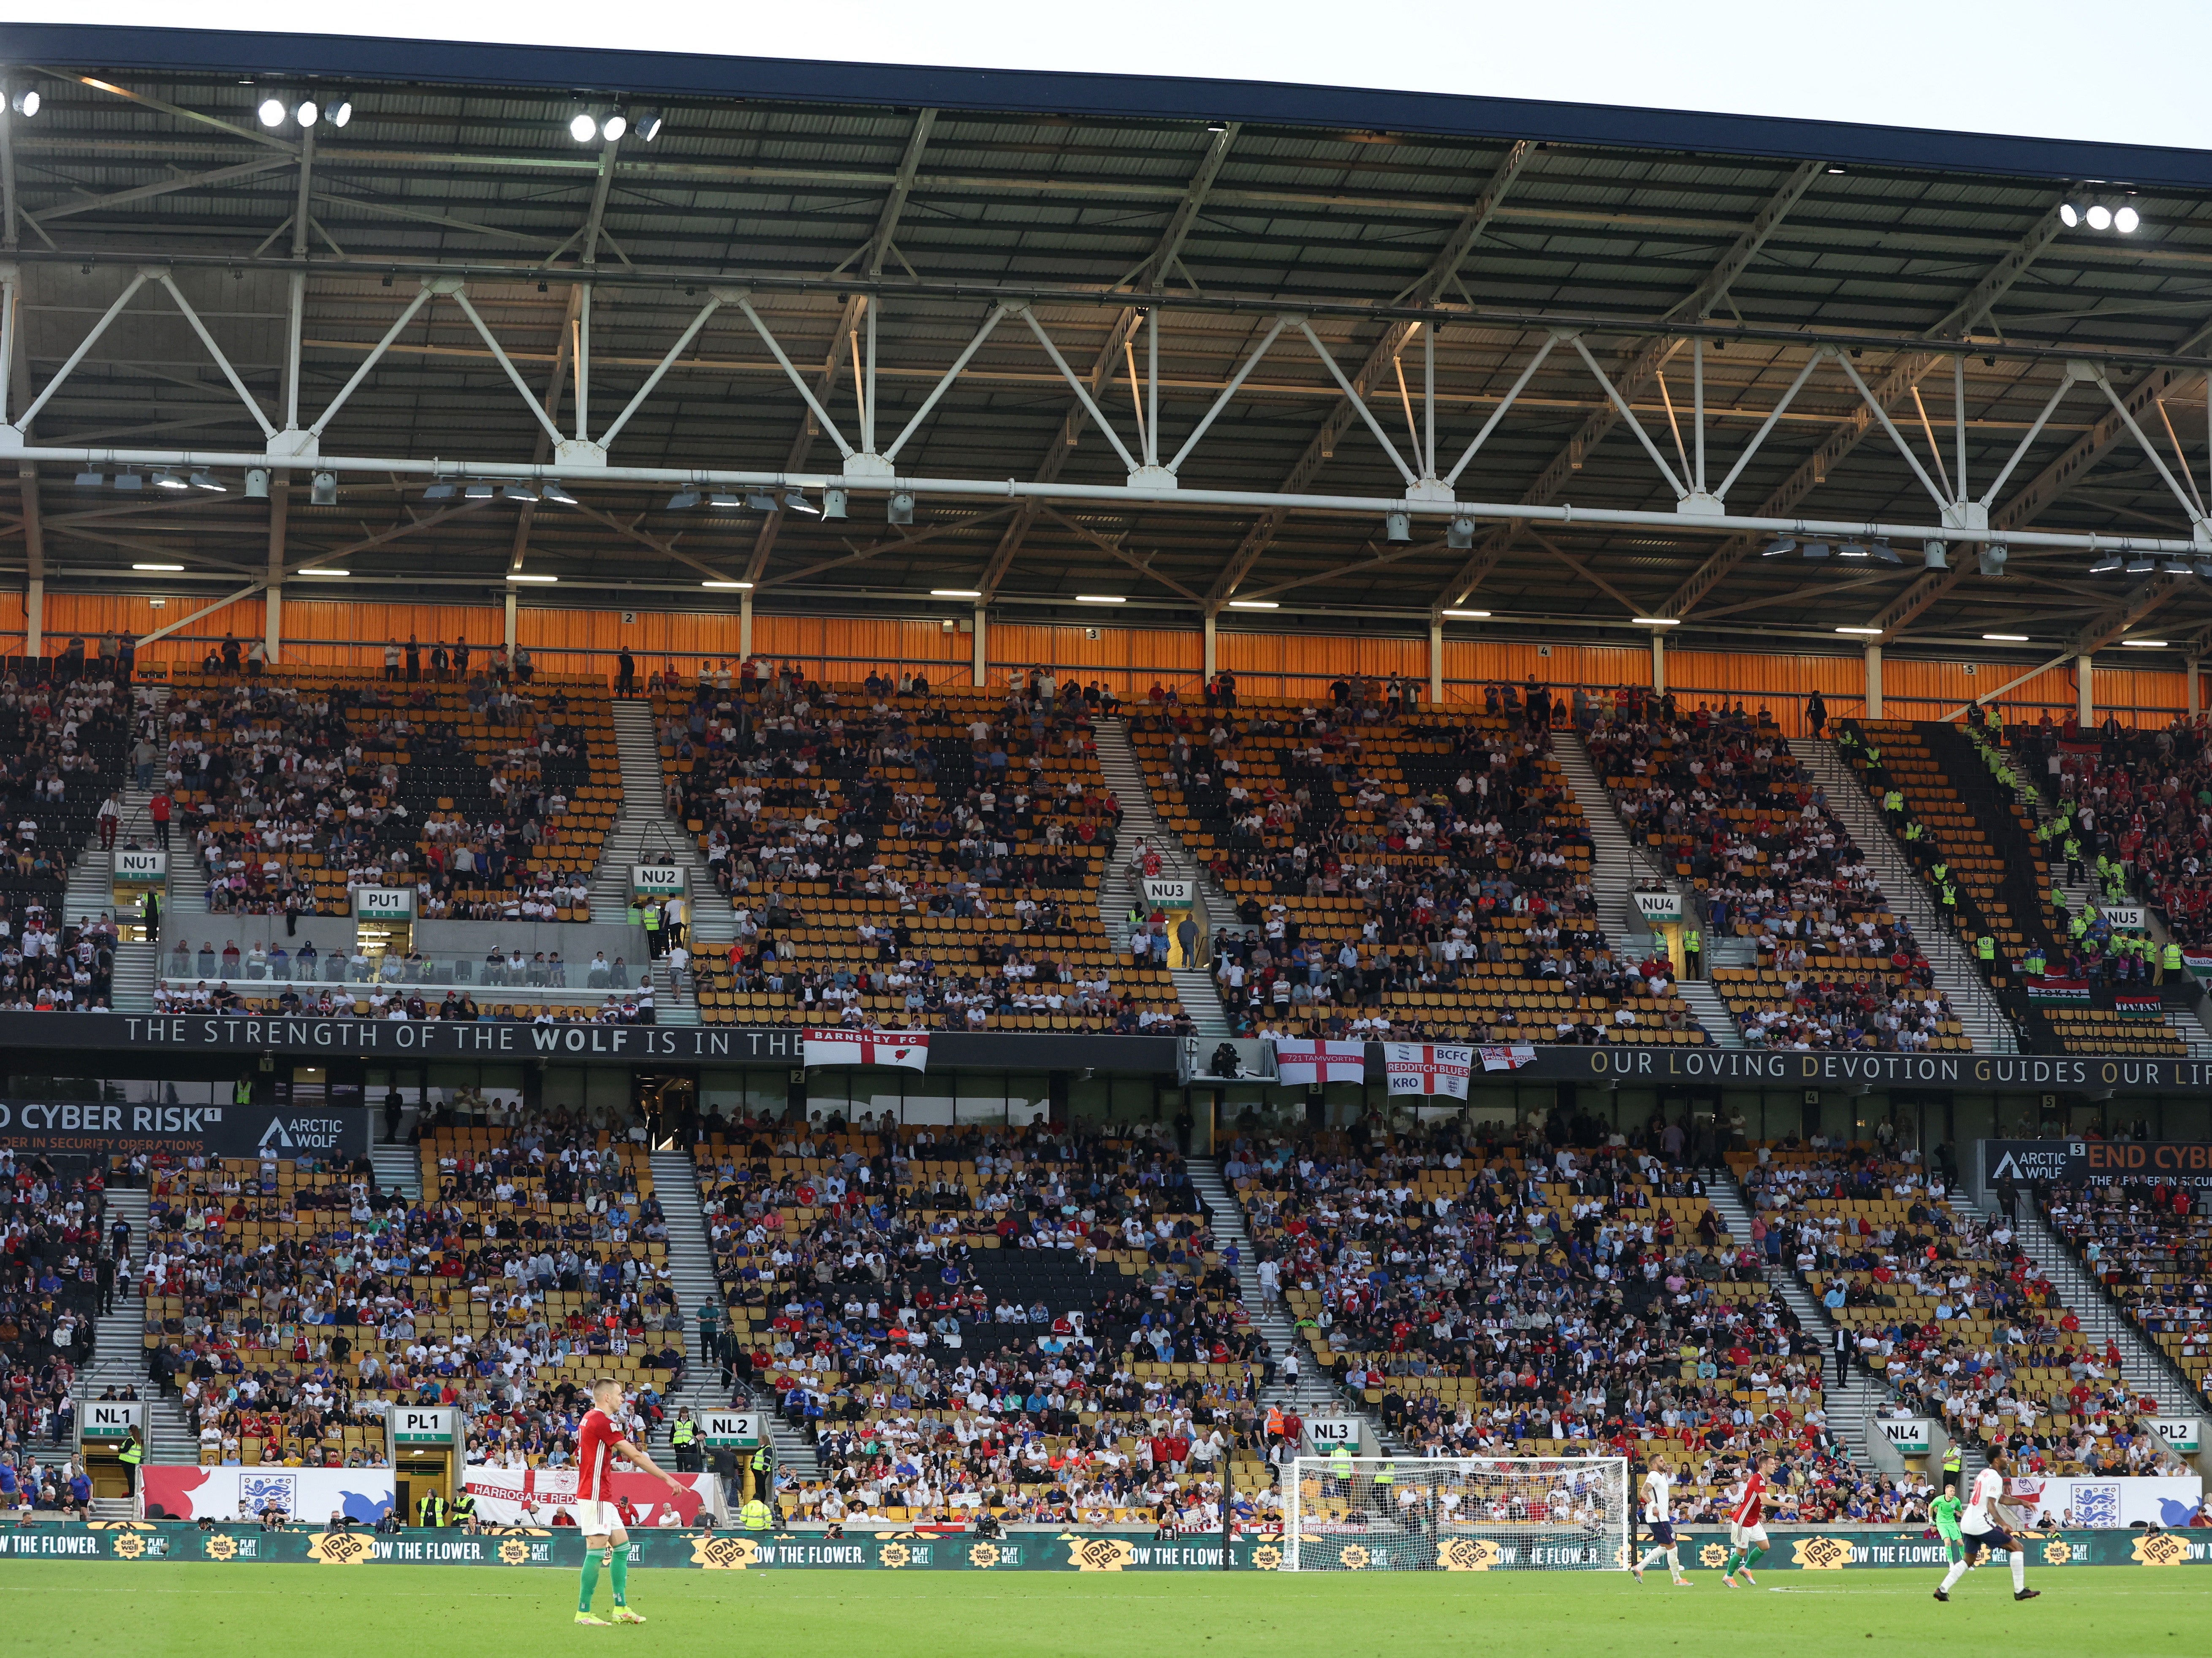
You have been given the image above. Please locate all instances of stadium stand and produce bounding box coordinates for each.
[0,1147,117,1513]
[1736,1145,2190,1479]
[1126,680,1701,1046]
[649,668,1193,1036]
[2043,1177,2212,1412]
[132,1109,689,1473]
[1590,701,1967,1052]
[154,668,616,927]
[692,1115,1281,1528]
[1223,1115,1904,1522]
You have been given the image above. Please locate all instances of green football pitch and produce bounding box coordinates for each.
[5,1563,2207,1657]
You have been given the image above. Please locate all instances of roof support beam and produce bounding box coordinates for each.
[1433,158,1824,610]
[1215,139,1533,608]
[746,108,936,584]
[985,122,1242,600]
[1660,198,2071,625]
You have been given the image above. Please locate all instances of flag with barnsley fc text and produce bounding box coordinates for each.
[801,1029,931,1070]
[1384,1043,1471,1099]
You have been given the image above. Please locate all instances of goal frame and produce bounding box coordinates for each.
[1281,1454,1631,1573]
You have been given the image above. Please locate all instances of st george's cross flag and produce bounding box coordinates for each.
[1273,1038,1366,1086]
[802,1029,931,1070]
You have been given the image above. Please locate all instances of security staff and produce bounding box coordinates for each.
[1976,933,1996,969]
[748,1446,772,1503]
[670,1411,700,1473]
[739,1496,774,1531]
[1327,1442,1355,1499]
[451,1490,479,1533]
[2163,940,2183,984]
[1941,1442,1963,1493]
[117,1425,144,1496]
[1683,927,1702,979]
[416,1489,447,1528]
[1371,1460,1396,1515]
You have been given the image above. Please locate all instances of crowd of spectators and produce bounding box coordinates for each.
[2045,1176,2212,1411]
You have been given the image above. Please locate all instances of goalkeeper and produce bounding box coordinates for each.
[1932,1487,1968,1571]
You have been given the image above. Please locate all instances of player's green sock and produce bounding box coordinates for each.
[1746,1546,1768,1570]
[1721,1550,1742,1575]
[578,1551,601,1612]
[610,1542,630,1606]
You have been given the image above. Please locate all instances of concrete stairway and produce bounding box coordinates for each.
[644,1150,736,1460]
[588,699,736,954]
[1705,1170,1892,1477]
[110,943,157,1013]
[77,1183,198,1468]
[370,1140,422,1199]
[1797,738,2017,1053]
[1676,978,1745,1049]
[1092,715,1232,1040]
[1186,1156,1368,1443]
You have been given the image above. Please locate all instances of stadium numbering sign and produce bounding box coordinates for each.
[632,864,686,897]
[2153,1418,2202,1453]
[353,886,415,921]
[1305,1419,1360,1448]
[1875,1418,1934,1454]
[1143,877,1195,909]
[1632,890,1684,924]
[698,1411,763,1448]
[113,849,167,883]
[79,1400,145,1441]
[1982,1138,2212,1189]
[390,1408,457,1444]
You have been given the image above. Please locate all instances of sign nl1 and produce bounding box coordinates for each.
[79,1400,145,1441]
[632,864,687,897]
[354,886,415,921]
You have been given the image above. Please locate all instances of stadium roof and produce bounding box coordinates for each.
[1,22,2211,663]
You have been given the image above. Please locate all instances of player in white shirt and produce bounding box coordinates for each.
[1936,1451,2043,1602]
[1631,1457,1692,1586]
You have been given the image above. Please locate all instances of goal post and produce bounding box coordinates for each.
[1282,1456,1630,1572]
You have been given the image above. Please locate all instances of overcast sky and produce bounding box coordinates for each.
[18,0,2212,154]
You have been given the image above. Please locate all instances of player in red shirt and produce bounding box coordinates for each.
[573,1377,684,1626]
[1721,1453,1777,1587]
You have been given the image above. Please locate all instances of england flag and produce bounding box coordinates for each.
[1273,1038,1365,1086]
[1479,1045,1537,1071]
[802,1029,932,1070]
[1383,1043,1472,1098]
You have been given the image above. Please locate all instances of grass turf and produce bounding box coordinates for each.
[4,1561,2206,1657]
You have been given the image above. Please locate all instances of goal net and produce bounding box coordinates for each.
[1282,1456,1630,1572]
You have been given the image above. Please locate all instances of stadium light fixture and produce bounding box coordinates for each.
[424,481,458,502]
[1870,539,1902,565]
[2125,554,2157,575]
[2197,561,2212,582]
[1384,511,1410,543]
[2115,205,2141,234]
[244,469,269,500]
[500,482,539,503]
[1838,541,1869,559]
[1980,541,2008,575]
[781,489,819,515]
[744,489,780,513]
[73,470,102,488]
[113,472,144,491]
[2122,638,2168,647]
[1445,516,1475,549]
[299,567,350,577]
[665,487,701,511]
[1075,594,1127,604]
[706,492,744,509]
[328,98,353,128]
[602,112,629,142]
[887,491,916,525]
[1633,617,1680,627]
[570,112,598,143]
[1922,541,1948,569]
[462,480,495,501]
[2060,203,2081,227]
[507,573,559,584]
[822,488,848,519]
[132,562,184,571]
[295,99,319,127]
[1835,626,1883,635]
[2089,553,2122,574]
[1227,600,1280,610]
[1440,609,1491,619]
[1799,541,1831,559]
[633,111,664,143]
[1761,537,1797,558]
[930,589,982,598]
[152,469,190,490]
[2086,204,2113,230]
[189,470,225,492]
[257,95,286,128]
[10,87,39,119]
[540,480,577,506]
[1982,633,2029,641]
[309,471,338,506]
[2161,559,2193,576]
[701,580,753,590]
